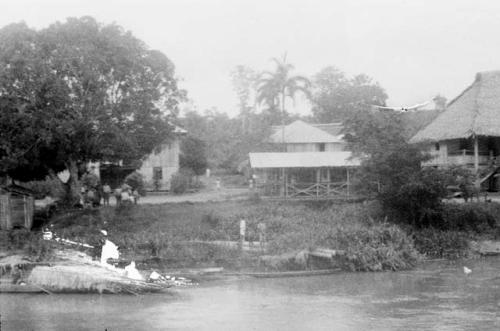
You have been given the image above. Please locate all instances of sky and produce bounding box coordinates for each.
[2,0,500,116]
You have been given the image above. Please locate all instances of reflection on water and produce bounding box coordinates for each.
[1,258,500,330]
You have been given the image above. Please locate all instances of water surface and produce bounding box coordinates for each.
[1,258,500,330]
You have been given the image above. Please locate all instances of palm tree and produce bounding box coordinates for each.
[256,54,311,145]
[256,55,311,195]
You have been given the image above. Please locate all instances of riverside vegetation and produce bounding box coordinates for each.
[3,199,500,273]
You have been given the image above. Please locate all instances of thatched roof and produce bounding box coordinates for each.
[411,71,500,143]
[269,120,343,143]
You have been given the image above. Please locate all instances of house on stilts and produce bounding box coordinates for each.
[411,71,500,190]
[249,120,360,199]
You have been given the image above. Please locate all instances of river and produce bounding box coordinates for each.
[1,257,500,331]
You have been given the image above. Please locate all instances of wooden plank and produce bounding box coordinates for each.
[0,194,11,230]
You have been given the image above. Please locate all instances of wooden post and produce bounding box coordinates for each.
[474,135,479,175]
[283,168,287,198]
[239,219,246,252]
[316,169,320,196]
[346,168,350,196]
[327,168,331,195]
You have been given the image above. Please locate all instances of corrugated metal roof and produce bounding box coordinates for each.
[411,71,500,143]
[269,120,344,143]
[249,152,360,168]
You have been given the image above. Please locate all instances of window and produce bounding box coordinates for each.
[318,143,326,152]
[435,143,440,151]
[153,167,163,180]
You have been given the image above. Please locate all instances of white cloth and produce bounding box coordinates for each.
[100,239,119,265]
[124,261,143,280]
[149,271,162,281]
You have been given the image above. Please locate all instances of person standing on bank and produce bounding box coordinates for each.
[114,187,122,207]
[102,183,111,206]
[132,189,140,204]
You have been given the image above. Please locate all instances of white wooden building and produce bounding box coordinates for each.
[137,125,187,191]
[249,120,360,199]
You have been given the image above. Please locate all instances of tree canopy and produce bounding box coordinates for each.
[345,109,447,227]
[311,67,387,122]
[179,109,273,172]
[0,17,184,184]
[179,135,208,176]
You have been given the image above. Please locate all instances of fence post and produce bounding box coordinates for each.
[239,219,246,252]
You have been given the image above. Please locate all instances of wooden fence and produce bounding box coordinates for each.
[256,181,352,199]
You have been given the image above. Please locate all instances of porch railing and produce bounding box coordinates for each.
[256,181,351,199]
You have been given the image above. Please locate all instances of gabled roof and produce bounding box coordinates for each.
[269,120,344,143]
[311,123,343,136]
[249,152,359,168]
[411,71,500,143]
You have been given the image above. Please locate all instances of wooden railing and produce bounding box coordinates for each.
[256,181,351,199]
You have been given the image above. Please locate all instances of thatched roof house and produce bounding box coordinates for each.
[411,71,500,180]
[411,71,500,143]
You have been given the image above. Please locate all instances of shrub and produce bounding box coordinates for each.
[81,172,100,189]
[170,171,190,194]
[413,228,470,259]
[441,203,498,233]
[124,171,145,195]
[327,222,420,271]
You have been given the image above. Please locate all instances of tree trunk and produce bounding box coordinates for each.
[59,159,81,207]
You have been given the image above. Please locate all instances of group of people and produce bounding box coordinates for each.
[111,183,140,206]
[80,183,140,207]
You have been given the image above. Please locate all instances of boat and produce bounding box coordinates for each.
[0,283,46,293]
[227,268,341,278]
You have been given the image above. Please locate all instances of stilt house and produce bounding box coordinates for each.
[411,71,500,190]
[249,120,360,199]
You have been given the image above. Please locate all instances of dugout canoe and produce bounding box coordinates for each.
[227,268,341,278]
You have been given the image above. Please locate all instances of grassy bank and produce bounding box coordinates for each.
[4,200,500,272]
[30,200,419,272]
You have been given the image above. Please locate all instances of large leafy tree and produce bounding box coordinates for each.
[0,17,184,202]
[180,109,273,172]
[312,67,387,122]
[256,55,311,125]
[345,110,446,227]
[179,135,208,176]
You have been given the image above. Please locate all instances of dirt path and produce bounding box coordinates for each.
[111,187,250,205]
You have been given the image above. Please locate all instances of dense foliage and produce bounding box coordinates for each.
[311,67,387,122]
[345,109,448,227]
[179,135,208,176]
[180,110,273,171]
[0,17,184,202]
[45,201,420,271]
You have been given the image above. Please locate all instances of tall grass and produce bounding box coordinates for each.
[45,200,419,271]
